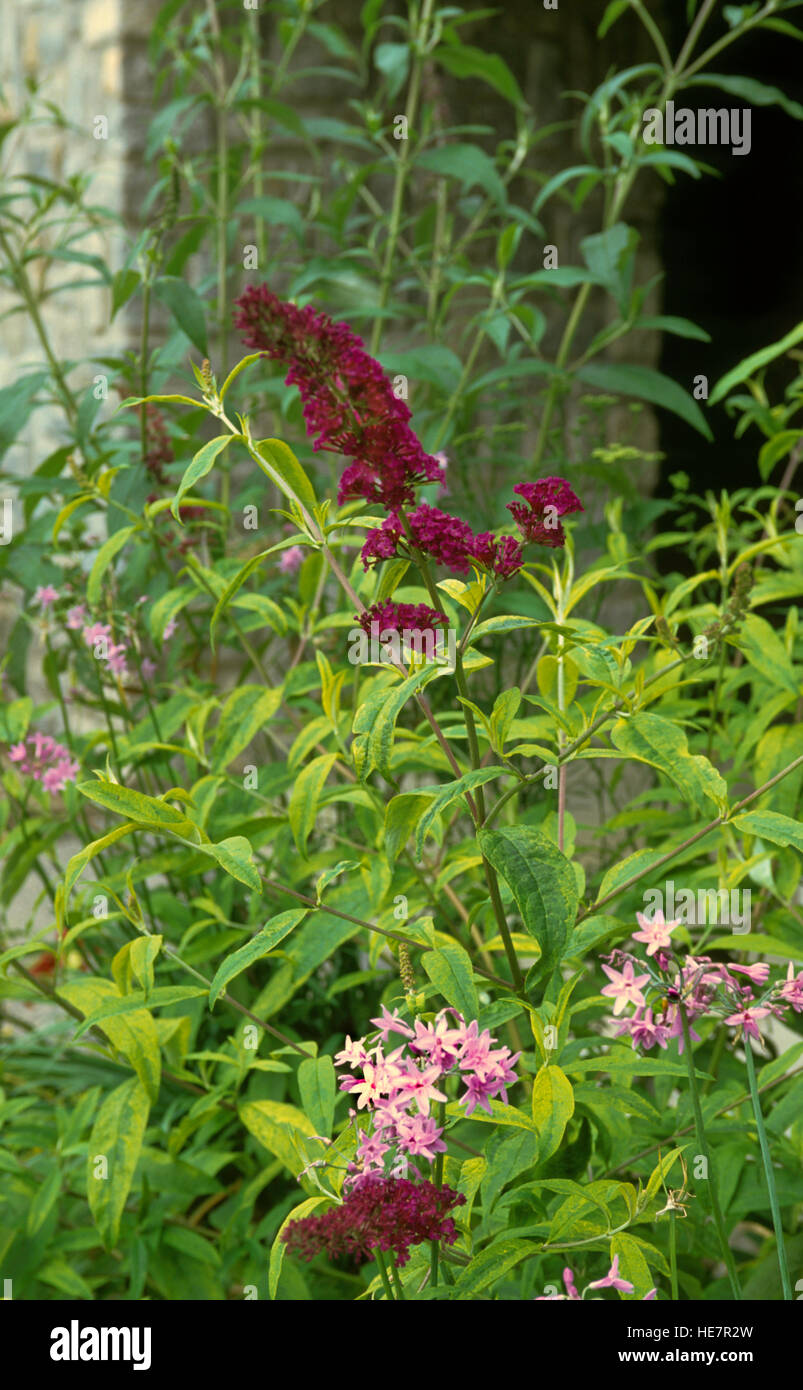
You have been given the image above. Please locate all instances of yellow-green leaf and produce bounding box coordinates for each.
[531,1064,574,1161]
[87,1077,150,1249]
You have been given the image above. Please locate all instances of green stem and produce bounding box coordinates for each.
[431,1099,446,1288]
[387,1252,406,1300]
[680,1005,741,1300]
[669,1210,678,1302]
[374,1247,395,1300]
[743,1034,793,1300]
[370,0,437,356]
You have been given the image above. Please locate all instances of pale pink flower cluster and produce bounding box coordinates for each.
[600,910,803,1050]
[8,731,79,793]
[81,618,129,680]
[536,1258,656,1301]
[335,1007,519,1185]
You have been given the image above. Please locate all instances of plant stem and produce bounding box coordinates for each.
[370,0,437,356]
[680,1005,741,1300]
[374,1247,395,1300]
[388,1252,406,1300]
[743,1034,793,1300]
[431,1098,446,1288]
[669,1211,678,1301]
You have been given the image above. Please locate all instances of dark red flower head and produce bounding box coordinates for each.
[357,600,449,641]
[507,477,583,547]
[281,1174,465,1267]
[234,285,443,509]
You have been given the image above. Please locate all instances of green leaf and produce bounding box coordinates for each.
[384,792,434,863]
[361,664,442,779]
[171,436,232,520]
[59,977,162,1103]
[239,1099,317,1177]
[422,944,479,1021]
[269,1196,330,1298]
[112,935,163,996]
[77,780,197,835]
[200,836,262,892]
[435,44,524,108]
[211,684,283,769]
[598,0,630,38]
[209,543,290,648]
[153,275,208,354]
[288,753,338,857]
[478,826,578,996]
[609,1232,655,1300]
[86,1077,150,1249]
[576,362,712,439]
[732,809,803,854]
[27,1167,61,1236]
[297,1055,336,1138]
[73,986,208,1036]
[531,1064,574,1162]
[208,910,307,1008]
[734,613,800,696]
[63,823,137,899]
[416,143,507,207]
[710,319,803,404]
[414,768,509,860]
[452,1238,535,1295]
[236,195,304,239]
[610,713,728,815]
[683,73,803,123]
[87,526,137,606]
[254,438,317,515]
[0,695,33,742]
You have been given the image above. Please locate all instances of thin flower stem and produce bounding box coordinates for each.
[431,1099,446,1288]
[742,1035,793,1300]
[374,1247,395,1301]
[680,1005,742,1300]
[387,1252,406,1300]
[669,1211,678,1302]
[370,0,437,355]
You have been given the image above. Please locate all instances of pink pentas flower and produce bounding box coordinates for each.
[33,585,60,608]
[335,1035,371,1069]
[395,1112,447,1161]
[600,959,651,1016]
[140,658,158,681]
[628,1008,670,1051]
[395,1062,448,1117]
[778,964,803,1013]
[5,732,79,794]
[65,604,86,630]
[587,1255,634,1294]
[279,545,304,575]
[82,622,111,650]
[724,1004,772,1042]
[370,1005,415,1043]
[632,909,679,957]
[728,962,771,986]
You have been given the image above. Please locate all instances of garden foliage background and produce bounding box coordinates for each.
[1,0,803,1302]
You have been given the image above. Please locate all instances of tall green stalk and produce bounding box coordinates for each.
[680,1006,742,1300]
[743,1035,793,1300]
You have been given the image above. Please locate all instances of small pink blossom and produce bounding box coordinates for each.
[587,1254,634,1294]
[33,585,59,608]
[632,909,678,957]
[600,959,651,1016]
[724,1004,771,1042]
[279,545,304,575]
[65,604,86,629]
